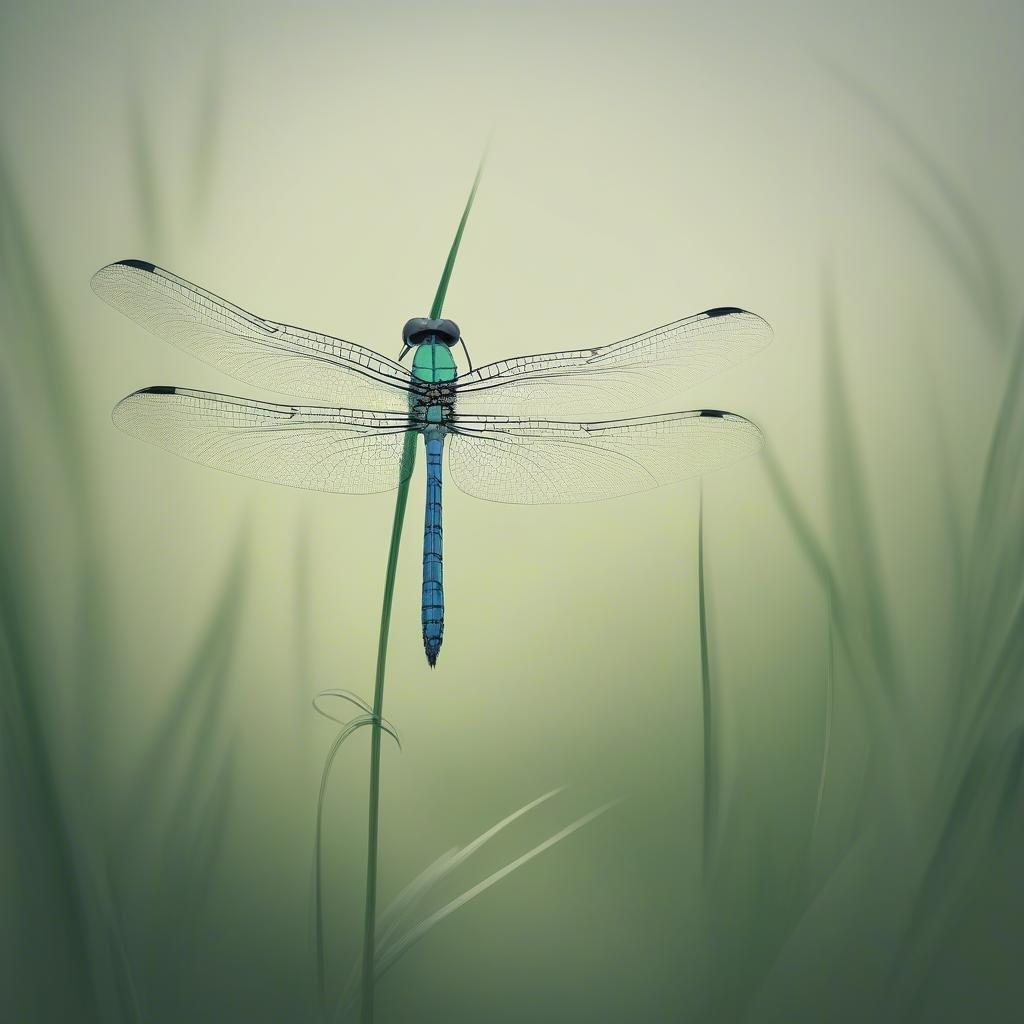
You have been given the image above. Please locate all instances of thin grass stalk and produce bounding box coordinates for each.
[316,714,377,1011]
[359,157,486,1024]
[697,485,716,883]
[812,588,835,838]
[295,516,313,717]
[359,435,416,1024]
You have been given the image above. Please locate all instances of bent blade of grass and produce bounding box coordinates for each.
[314,690,403,734]
[373,798,622,982]
[315,712,401,1013]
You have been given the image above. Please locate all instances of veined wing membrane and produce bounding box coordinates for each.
[454,308,771,417]
[448,410,763,504]
[93,260,415,411]
[114,387,415,494]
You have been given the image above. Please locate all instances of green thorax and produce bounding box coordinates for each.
[411,340,458,384]
[411,341,457,425]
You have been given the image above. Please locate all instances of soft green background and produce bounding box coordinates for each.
[2,1,1023,1022]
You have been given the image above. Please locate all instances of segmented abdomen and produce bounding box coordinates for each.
[422,431,445,666]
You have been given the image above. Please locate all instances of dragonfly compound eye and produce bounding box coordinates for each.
[402,317,461,347]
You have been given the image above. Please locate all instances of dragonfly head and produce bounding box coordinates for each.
[402,317,461,348]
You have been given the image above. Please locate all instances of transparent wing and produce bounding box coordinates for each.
[448,409,763,504]
[114,386,415,494]
[93,260,416,412]
[454,307,771,417]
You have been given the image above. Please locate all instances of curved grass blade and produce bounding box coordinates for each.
[315,708,400,1014]
[378,786,563,950]
[335,788,564,1015]
[373,799,621,981]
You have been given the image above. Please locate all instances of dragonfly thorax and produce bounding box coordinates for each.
[411,338,458,386]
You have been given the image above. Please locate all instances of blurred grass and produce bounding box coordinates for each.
[696,485,717,883]
[723,85,1024,1023]
[0,51,248,1024]
[2,56,1023,1024]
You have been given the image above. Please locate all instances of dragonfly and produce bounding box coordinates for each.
[93,258,771,666]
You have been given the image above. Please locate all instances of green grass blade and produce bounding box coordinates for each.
[429,150,486,319]
[377,787,564,949]
[359,152,486,1024]
[373,799,621,982]
[315,710,400,1013]
[335,789,564,1015]
[812,588,835,838]
[359,431,416,1024]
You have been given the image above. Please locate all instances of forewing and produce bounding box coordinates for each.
[93,260,415,411]
[114,387,415,494]
[448,410,763,504]
[454,308,770,417]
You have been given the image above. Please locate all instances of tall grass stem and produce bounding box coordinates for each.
[359,154,486,1024]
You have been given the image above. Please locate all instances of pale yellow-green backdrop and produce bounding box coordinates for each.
[2,1,1022,1021]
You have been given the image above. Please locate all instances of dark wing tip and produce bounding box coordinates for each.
[91,258,157,297]
[703,306,746,318]
[111,385,182,430]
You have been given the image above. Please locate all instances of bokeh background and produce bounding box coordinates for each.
[2,1,1023,1021]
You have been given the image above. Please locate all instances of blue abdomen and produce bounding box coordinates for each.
[422,431,445,667]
